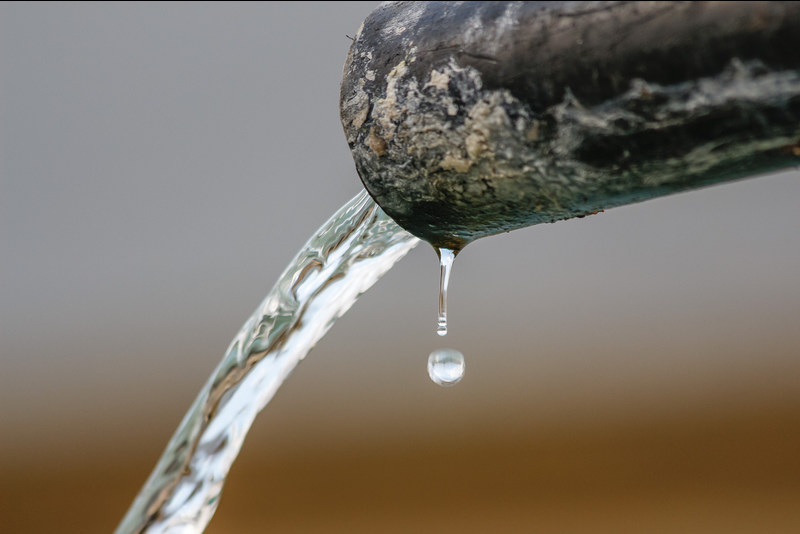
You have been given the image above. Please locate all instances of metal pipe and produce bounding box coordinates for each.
[340,1,800,249]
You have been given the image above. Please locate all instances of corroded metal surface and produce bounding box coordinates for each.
[341,1,800,248]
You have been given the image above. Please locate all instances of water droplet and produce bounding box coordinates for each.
[427,348,465,387]
[436,248,456,336]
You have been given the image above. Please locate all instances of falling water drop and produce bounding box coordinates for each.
[436,247,456,336]
[427,348,465,386]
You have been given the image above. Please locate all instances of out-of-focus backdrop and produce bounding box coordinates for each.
[2,3,800,533]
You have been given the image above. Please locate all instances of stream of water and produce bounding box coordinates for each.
[116,190,419,534]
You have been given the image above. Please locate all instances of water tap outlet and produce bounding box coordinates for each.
[340,1,800,249]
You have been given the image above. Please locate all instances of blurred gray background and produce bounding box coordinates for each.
[3,3,800,533]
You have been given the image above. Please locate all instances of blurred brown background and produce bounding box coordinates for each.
[2,3,799,533]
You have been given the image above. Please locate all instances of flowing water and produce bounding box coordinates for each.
[116,190,419,534]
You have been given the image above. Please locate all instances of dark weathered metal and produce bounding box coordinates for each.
[340,1,800,249]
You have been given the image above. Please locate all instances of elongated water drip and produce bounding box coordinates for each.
[436,247,456,336]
